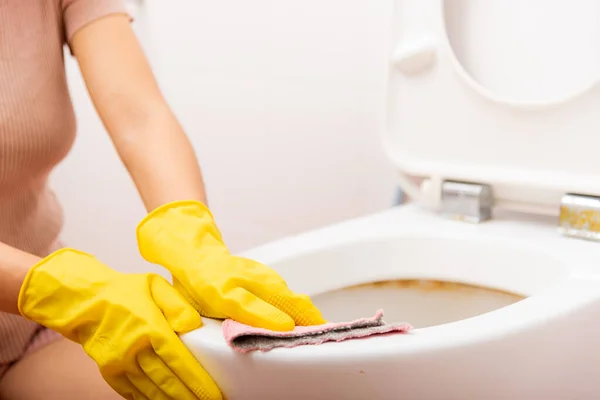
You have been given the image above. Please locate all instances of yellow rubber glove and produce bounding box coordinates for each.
[136,200,326,332]
[18,249,222,400]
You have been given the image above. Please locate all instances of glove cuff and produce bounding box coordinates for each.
[136,200,228,267]
[18,248,112,323]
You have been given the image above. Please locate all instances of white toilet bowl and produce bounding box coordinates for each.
[182,0,600,398]
[182,205,600,399]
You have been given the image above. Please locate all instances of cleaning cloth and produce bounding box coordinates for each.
[223,310,412,353]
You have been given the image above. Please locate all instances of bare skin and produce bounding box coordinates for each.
[0,14,210,399]
[0,339,121,400]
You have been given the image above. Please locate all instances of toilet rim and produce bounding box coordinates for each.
[184,223,600,359]
[182,273,600,361]
[236,207,598,302]
[245,235,571,298]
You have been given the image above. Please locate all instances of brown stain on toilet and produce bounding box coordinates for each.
[339,279,525,300]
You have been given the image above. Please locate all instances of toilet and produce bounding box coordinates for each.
[181,0,600,398]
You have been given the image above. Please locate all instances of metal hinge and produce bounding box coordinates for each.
[559,193,600,241]
[440,181,493,223]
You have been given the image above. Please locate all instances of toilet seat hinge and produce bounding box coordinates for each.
[559,193,600,242]
[440,181,493,224]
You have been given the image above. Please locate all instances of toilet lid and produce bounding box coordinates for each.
[385,0,600,216]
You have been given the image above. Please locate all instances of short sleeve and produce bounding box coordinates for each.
[62,0,131,44]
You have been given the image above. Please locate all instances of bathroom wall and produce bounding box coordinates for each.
[50,0,600,275]
[50,0,397,274]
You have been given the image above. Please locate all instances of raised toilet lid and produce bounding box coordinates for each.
[387,0,600,216]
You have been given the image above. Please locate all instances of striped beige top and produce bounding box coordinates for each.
[0,0,128,368]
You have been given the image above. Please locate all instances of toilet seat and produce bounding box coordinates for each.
[182,0,600,398]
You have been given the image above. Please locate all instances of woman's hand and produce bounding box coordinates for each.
[18,249,222,400]
[136,201,326,331]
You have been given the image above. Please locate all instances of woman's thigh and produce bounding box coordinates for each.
[0,337,121,400]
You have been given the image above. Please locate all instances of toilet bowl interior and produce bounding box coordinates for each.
[270,236,569,328]
[313,279,522,329]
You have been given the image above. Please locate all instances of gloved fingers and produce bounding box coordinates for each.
[153,332,223,400]
[104,374,148,400]
[222,286,295,331]
[150,275,203,334]
[127,371,171,400]
[137,347,200,400]
[247,282,326,326]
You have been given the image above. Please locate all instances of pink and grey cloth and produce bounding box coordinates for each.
[223,310,412,353]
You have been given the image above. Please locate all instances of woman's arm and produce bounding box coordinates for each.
[0,242,40,314]
[70,15,207,211]
[1,16,187,315]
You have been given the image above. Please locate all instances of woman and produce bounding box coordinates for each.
[0,2,325,399]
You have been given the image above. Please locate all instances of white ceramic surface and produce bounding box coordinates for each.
[182,205,600,399]
[387,0,600,214]
[182,0,600,398]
